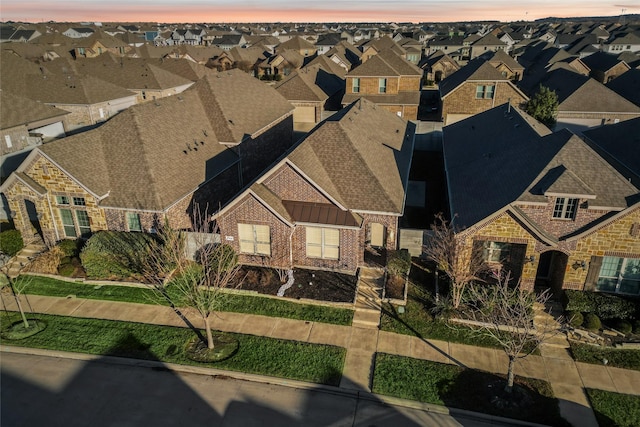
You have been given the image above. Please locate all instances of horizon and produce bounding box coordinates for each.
[1,1,638,24]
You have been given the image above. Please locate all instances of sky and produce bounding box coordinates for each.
[1,0,638,24]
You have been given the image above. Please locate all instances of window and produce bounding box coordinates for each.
[60,209,76,238]
[75,210,91,237]
[238,224,270,256]
[4,135,12,148]
[56,196,70,205]
[552,197,578,220]
[127,212,142,232]
[306,227,339,260]
[475,84,495,99]
[378,78,387,93]
[482,241,511,264]
[596,257,640,295]
[352,77,360,93]
[73,197,86,206]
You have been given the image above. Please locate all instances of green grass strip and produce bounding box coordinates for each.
[586,388,640,427]
[21,276,353,326]
[0,312,345,386]
[372,353,570,427]
[571,342,640,371]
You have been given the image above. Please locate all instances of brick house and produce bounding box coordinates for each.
[442,104,640,295]
[1,70,294,246]
[420,50,460,83]
[581,51,630,83]
[439,58,529,125]
[214,98,415,274]
[482,49,525,81]
[342,49,422,120]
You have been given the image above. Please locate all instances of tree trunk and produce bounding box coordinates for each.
[204,316,214,350]
[14,293,30,329]
[505,355,516,393]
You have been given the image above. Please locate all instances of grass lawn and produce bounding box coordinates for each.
[586,388,640,427]
[372,353,570,427]
[19,276,353,326]
[570,342,640,371]
[0,312,345,386]
[380,279,501,349]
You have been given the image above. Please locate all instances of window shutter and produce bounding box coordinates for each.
[238,224,253,253]
[506,243,527,285]
[584,256,603,291]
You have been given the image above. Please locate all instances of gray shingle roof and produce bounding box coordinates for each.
[274,64,344,103]
[443,104,639,231]
[0,91,69,130]
[38,70,293,211]
[606,68,640,107]
[583,117,640,183]
[288,98,414,214]
[439,58,509,98]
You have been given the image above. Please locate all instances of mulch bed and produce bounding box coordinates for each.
[234,266,357,303]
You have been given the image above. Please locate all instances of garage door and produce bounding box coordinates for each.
[293,106,316,123]
[445,114,471,125]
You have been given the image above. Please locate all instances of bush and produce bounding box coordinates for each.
[57,239,80,257]
[567,311,584,328]
[583,313,602,331]
[80,231,157,280]
[0,229,24,257]
[614,320,633,335]
[387,249,411,276]
[634,320,640,335]
[563,290,637,320]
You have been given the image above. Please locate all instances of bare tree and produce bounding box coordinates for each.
[0,263,34,329]
[143,206,240,350]
[463,272,561,393]
[422,213,488,308]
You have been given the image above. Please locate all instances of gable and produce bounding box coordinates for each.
[262,163,333,205]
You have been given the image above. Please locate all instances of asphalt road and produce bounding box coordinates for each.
[1,351,530,427]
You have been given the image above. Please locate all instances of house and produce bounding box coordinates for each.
[69,31,131,58]
[482,49,525,81]
[276,36,317,57]
[342,49,422,120]
[315,33,342,55]
[442,104,640,294]
[606,68,640,107]
[258,49,305,78]
[274,63,345,127]
[603,32,640,54]
[581,51,630,83]
[534,68,640,133]
[1,70,294,246]
[63,28,95,39]
[306,53,350,78]
[324,40,362,72]
[426,36,465,60]
[420,50,460,83]
[213,98,415,274]
[439,58,529,125]
[469,33,508,60]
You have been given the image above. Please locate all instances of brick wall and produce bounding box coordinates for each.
[359,213,399,252]
[263,164,332,203]
[398,76,421,92]
[518,200,610,238]
[442,81,527,121]
[347,77,400,95]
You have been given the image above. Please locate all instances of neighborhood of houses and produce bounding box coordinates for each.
[1,17,639,301]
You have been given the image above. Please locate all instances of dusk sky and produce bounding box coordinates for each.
[1,0,638,23]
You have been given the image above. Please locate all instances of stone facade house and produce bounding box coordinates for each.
[439,58,529,125]
[214,98,415,274]
[420,50,460,83]
[342,49,422,120]
[442,105,640,295]
[483,49,525,81]
[1,70,294,247]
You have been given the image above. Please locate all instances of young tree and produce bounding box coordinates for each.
[422,213,488,309]
[526,85,558,129]
[143,207,240,351]
[0,267,33,329]
[464,272,561,393]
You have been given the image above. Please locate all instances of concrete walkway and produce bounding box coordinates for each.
[3,286,640,427]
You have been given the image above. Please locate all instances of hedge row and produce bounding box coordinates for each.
[562,290,638,320]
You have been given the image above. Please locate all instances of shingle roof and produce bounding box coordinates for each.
[277,36,315,52]
[0,91,69,129]
[25,74,136,105]
[341,91,420,106]
[288,98,414,214]
[583,117,640,183]
[306,54,348,77]
[275,64,344,103]
[581,51,627,72]
[348,49,421,77]
[439,58,509,98]
[606,68,640,107]
[443,104,638,231]
[37,70,293,211]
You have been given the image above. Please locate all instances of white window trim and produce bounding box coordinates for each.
[552,197,578,220]
[597,256,640,295]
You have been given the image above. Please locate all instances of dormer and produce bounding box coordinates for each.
[541,167,596,220]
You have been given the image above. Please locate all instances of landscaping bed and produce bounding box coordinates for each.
[373,353,570,427]
[570,341,640,371]
[0,312,345,386]
[236,266,357,303]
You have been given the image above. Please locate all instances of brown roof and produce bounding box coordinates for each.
[282,200,361,227]
[0,91,69,129]
[275,64,344,103]
[288,98,414,213]
[277,36,316,52]
[38,70,293,210]
[25,74,136,105]
[348,49,421,77]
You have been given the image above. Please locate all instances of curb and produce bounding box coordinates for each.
[2,345,549,427]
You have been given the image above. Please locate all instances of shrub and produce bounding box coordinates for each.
[26,246,63,274]
[583,313,602,331]
[57,239,79,257]
[614,320,633,335]
[80,231,157,280]
[0,229,24,257]
[387,249,411,276]
[634,320,640,335]
[563,290,637,320]
[567,311,584,328]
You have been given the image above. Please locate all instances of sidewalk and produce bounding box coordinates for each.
[3,290,639,426]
